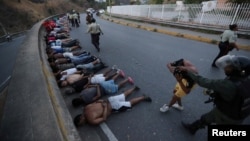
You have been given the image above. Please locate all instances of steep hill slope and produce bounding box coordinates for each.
[0,0,86,36]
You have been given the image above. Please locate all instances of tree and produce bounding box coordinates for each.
[227,0,250,4]
[148,0,164,4]
[184,0,204,4]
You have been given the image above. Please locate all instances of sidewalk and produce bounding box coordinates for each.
[0,19,81,141]
[100,14,250,51]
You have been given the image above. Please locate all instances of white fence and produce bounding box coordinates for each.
[107,3,250,30]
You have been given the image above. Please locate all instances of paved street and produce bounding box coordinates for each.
[0,13,249,141]
[0,36,25,92]
[65,14,250,141]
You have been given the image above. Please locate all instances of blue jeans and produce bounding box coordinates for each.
[70,53,91,65]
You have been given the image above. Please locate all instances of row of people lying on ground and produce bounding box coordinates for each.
[43,15,154,128]
[43,15,195,128]
[43,14,71,35]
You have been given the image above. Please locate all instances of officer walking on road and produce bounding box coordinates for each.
[211,24,239,68]
[180,55,250,135]
[87,18,103,52]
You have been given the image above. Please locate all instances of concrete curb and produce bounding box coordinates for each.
[101,16,250,51]
[38,16,82,141]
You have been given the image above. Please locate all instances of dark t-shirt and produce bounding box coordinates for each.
[71,77,88,92]
[79,86,105,104]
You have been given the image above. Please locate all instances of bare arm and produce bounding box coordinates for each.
[167,63,175,73]
[229,42,239,51]
[175,74,191,94]
[88,102,108,125]
[101,102,108,120]
[93,85,101,101]
[99,25,103,34]
[90,117,105,125]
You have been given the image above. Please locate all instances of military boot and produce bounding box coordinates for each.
[181,120,206,135]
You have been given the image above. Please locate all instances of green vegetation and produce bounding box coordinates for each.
[0,0,85,36]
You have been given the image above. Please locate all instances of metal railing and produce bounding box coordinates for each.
[107,2,250,32]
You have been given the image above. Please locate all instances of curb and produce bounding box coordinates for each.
[39,16,82,141]
[101,16,250,51]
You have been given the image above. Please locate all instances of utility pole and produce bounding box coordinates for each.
[109,0,111,18]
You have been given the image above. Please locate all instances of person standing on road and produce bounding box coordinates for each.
[86,12,93,25]
[211,24,239,68]
[72,12,79,28]
[6,32,12,42]
[87,18,103,52]
[160,59,198,113]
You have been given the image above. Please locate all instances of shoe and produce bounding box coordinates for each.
[96,47,100,52]
[65,88,75,94]
[112,65,118,70]
[211,64,218,68]
[101,62,108,68]
[181,121,196,135]
[128,77,134,85]
[117,69,126,78]
[172,103,184,111]
[96,58,101,64]
[134,86,140,91]
[76,65,83,69]
[160,104,169,112]
[143,94,152,102]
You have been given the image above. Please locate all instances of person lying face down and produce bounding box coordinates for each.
[73,86,152,126]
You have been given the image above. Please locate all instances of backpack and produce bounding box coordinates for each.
[235,77,250,119]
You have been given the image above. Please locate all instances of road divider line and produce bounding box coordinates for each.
[100,123,118,141]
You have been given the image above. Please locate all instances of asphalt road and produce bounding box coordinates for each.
[0,13,249,141]
[64,13,250,141]
[0,36,25,92]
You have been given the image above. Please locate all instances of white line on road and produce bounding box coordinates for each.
[100,123,118,141]
[0,76,11,91]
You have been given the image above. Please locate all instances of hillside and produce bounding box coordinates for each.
[0,0,87,36]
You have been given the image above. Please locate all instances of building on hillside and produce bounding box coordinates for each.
[163,0,179,4]
[216,0,228,8]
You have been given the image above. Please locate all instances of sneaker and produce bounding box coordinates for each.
[160,104,169,112]
[172,103,184,111]
[211,64,218,68]
[143,94,152,102]
[117,69,126,78]
[127,77,134,85]
[101,62,108,68]
[134,86,140,91]
[112,65,118,70]
[181,121,197,135]
[76,65,84,69]
[96,58,101,63]
[65,88,75,94]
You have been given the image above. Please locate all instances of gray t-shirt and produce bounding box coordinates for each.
[80,87,97,104]
[79,86,105,104]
